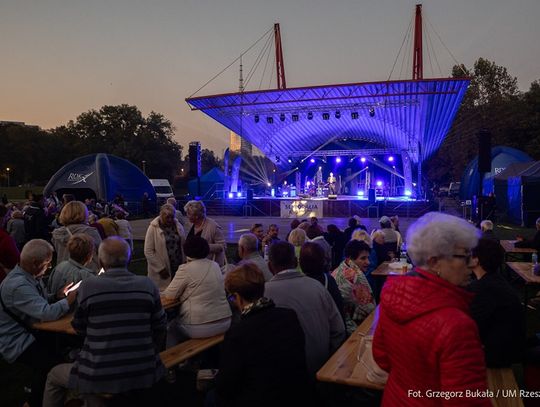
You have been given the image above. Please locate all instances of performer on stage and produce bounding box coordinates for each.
[316,166,323,186]
[328,172,337,194]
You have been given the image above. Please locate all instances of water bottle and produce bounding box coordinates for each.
[399,243,407,263]
[264,244,269,261]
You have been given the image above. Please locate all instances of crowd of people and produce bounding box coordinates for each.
[0,191,536,406]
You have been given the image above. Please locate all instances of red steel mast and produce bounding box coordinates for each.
[274,23,287,89]
[412,4,423,80]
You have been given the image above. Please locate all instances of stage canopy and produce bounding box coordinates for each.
[186,78,469,169]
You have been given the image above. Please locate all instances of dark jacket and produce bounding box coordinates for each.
[24,203,49,241]
[468,272,525,367]
[481,229,500,243]
[514,230,540,251]
[216,301,310,407]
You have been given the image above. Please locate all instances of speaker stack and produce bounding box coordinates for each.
[188,142,201,178]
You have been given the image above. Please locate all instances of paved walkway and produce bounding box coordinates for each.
[131,216,416,244]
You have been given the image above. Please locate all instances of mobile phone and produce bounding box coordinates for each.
[98,268,105,275]
[65,280,82,295]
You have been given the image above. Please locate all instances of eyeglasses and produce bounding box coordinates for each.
[452,254,472,264]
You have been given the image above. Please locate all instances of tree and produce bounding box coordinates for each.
[52,105,183,180]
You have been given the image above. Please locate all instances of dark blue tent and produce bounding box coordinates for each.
[493,161,540,226]
[43,153,156,206]
[188,168,224,198]
[460,146,532,199]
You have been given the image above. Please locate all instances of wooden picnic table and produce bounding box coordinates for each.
[317,308,523,406]
[506,262,540,285]
[317,308,383,390]
[33,296,181,335]
[500,240,536,262]
[371,261,411,277]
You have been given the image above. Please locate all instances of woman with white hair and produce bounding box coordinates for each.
[372,212,490,406]
[144,204,186,291]
[183,200,226,266]
[288,227,307,266]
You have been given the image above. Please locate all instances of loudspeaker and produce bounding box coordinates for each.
[328,194,337,200]
[189,142,201,178]
[478,129,491,173]
[368,188,376,203]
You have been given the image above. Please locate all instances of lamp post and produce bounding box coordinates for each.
[6,167,10,188]
[142,161,146,175]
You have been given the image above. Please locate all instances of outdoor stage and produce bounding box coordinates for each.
[197,195,434,219]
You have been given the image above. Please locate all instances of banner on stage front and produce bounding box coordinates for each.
[280,200,323,218]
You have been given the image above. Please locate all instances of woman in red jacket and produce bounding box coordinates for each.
[373,212,490,406]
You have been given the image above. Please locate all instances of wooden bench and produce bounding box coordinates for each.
[159,334,225,369]
[487,368,524,407]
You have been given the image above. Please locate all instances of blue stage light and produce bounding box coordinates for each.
[228,192,233,199]
[336,157,341,163]
[360,157,366,163]
[357,190,364,196]
[388,156,394,162]
[237,192,242,198]
[310,158,315,163]
[376,181,383,187]
[404,190,412,196]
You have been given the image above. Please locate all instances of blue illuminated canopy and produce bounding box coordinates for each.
[186,78,469,167]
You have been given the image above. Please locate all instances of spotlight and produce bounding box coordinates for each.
[335,111,341,119]
[404,190,412,196]
[271,188,275,197]
[351,112,359,119]
[322,113,330,120]
[388,156,394,162]
[292,114,299,122]
[280,113,286,122]
[266,116,273,124]
[335,157,342,163]
[360,157,366,163]
[287,158,292,163]
[310,158,315,163]
[357,190,364,196]
[369,107,375,117]
[228,192,234,199]
[254,115,259,123]
[307,112,313,120]
[376,181,383,187]
[237,192,242,198]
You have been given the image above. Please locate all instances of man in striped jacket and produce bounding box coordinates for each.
[43,237,167,406]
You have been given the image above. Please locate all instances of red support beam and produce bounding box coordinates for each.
[412,4,423,80]
[274,23,287,89]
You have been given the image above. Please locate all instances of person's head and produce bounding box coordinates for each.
[390,215,399,228]
[379,216,392,229]
[67,233,95,265]
[471,238,504,276]
[351,228,372,247]
[299,242,326,276]
[11,209,23,219]
[306,224,323,240]
[310,216,318,225]
[166,197,177,207]
[348,217,358,228]
[372,230,385,245]
[268,241,297,274]
[344,240,371,273]
[297,221,310,231]
[268,224,279,238]
[184,200,206,225]
[290,219,301,230]
[225,263,266,306]
[59,201,89,226]
[250,223,264,241]
[62,194,75,204]
[159,203,176,227]
[184,236,210,260]
[115,211,125,220]
[238,233,259,258]
[327,224,340,235]
[288,228,307,247]
[20,239,54,277]
[98,237,131,269]
[406,212,479,287]
[480,220,493,233]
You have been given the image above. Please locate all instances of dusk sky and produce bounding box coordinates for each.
[1,0,539,157]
